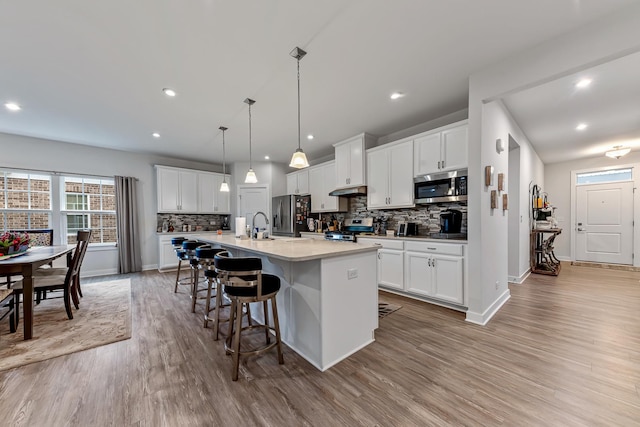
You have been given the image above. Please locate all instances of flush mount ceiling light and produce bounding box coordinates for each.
[605,145,631,159]
[576,123,588,131]
[264,155,270,160]
[244,98,258,184]
[219,126,230,192]
[152,132,161,138]
[4,102,21,111]
[162,88,177,97]
[307,134,314,140]
[390,92,405,100]
[575,78,592,89]
[289,46,310,169]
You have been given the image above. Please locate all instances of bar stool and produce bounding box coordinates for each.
[171,237,189,293]
[214,252,284,381]
[181,240,207,311]
[195,246,226,321]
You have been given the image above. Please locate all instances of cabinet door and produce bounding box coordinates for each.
[366,149,389,209]
[158,237,179,271]
[309,166,324,212]
[296,170,310,195]
[432,254,463,304]
[441,125,468,172]
[404,251,433,297]
[214,175,231,213]
[335,142,352,188]
[348,138,365,186]
[198,173,216,213]
[388,142,414,207]
[413,132,441,176]
[286,173,298,194]
[157,168,180,212]
[378,248,404,290]
[179,171,198,212]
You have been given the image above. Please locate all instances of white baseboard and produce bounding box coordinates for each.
[465,289,511,326]
[143,264,158,271]
[556,255,571,262]
[82,268,118,278]
[508,268,531,284]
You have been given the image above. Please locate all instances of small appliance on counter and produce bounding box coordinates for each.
[440,209,462,234]
[397,222,419,236]
[324,218,374,242]
[221,216,230,230]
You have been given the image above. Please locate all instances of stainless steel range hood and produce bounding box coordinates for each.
[328,185,367,197]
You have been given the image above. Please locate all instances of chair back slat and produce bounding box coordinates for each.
[65,230,91,286]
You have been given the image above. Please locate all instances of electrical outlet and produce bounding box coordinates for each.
[347,268,358,279]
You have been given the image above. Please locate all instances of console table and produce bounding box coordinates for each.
[530,228,562,276]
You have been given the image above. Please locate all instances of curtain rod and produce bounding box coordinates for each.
[0,166,138,180]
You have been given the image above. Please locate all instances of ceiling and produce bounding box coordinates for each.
[1,1,637,167]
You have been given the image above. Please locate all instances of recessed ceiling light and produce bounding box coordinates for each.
[4,102,21,111]
[576,123,588,131]
[264,155,270,160]
[152,132,161,138]
[307,134,314,140]
[576,78,592,89]
[390,92,405,100]
[162,88,177,97]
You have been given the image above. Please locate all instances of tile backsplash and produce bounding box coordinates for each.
[157,213,229,232]
[318,195,467,235]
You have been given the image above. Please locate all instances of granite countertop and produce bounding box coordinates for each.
[191,233,379,262]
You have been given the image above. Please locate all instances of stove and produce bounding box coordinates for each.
[324,218,374,242]
[429,232,468,240]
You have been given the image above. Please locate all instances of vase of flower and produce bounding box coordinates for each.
[0,231,30,256]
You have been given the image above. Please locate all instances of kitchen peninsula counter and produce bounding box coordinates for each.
[193,233,379,372]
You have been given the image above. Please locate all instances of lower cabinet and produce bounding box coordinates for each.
[158,235,179,271]
[360,237,466,308]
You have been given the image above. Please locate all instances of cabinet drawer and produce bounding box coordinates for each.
[358,238,404,250]
[405,241,463,256]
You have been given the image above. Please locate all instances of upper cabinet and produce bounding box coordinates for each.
[286,169,310,195]
[333,133,376,189]
[414,120,468,176]
[309,161,348,213]
[367,140,414,209]
[156,165,230,214]
[198,172,231,214]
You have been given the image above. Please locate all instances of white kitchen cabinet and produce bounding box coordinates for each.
[366,140,414,209]
[333,133,376,189]
[359,238,404,290]
[404,241,464,305]
[158,234,180,271]
[156,166,198,213]
[198,172,231,213]
[414,121,468,176]
[286,169,310,195]
[309,161,348,213]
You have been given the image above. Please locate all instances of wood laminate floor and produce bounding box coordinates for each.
[0,263,639,426]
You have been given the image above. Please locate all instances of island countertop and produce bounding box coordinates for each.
[190,233,379,262]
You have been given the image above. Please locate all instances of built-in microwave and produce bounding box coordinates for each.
[414,168,467,204]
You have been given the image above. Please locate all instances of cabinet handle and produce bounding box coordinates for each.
[377,252,381,260]
[433,258,436,268]
[428,258,432,267]
[442,160,445,169]
[438,161,441,169]
[427,247,437,250]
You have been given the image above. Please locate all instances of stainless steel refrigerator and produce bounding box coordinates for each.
[271,194,311,237]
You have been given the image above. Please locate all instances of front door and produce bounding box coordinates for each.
[238,186,269,234]
[576,181,633,264]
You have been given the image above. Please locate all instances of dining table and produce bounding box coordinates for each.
[0,245,74,339]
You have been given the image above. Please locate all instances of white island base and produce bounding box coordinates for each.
[194,234,379,371]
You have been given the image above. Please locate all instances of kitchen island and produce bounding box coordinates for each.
[192,234,379,371]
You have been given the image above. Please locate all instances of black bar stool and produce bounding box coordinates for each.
[181,240,207,311]
[196,246,226,322]
[214,252,284,381]
[171,237,189,293]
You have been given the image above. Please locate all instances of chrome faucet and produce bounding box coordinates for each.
[252,211,269,239]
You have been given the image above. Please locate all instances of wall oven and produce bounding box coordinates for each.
[414,168,467,204]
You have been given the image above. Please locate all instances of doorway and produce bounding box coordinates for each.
[575,181,633,264]
[237,185,270,234]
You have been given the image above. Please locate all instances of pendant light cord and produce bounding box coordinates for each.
[297,58,301,150]
[222,130,226,177]
[249,103,253,169]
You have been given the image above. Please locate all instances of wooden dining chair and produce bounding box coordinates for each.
[11,230,91,327]
[0,288,16,334]
[4,229,54,289]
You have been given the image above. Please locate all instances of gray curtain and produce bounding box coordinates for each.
[115,176,142,273]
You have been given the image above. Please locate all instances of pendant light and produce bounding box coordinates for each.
[244,98,258,183]
[289,46,310,169]
[219,126,230,192]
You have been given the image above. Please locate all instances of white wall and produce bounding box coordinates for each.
[467,2,640,324]
[0,132,224,274]
[545,153,640,261]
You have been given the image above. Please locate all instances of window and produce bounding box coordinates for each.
[576,168,633,185]
[61,177,116,244]
[0,171,52,230]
